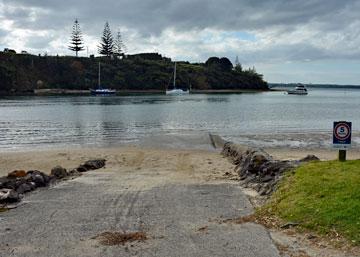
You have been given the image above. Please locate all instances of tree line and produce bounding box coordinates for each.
[0,52,268,93]
[68,19,126,58]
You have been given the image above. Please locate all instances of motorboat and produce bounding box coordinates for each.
[166,62,189,95]
[287,84,308,95]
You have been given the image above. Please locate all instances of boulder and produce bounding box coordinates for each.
[28,182,36,190]
[76,159,106,172]
[222,142,295,196]
[0,177,25,190]
[27,170,51,186]
[83,159,106,170]
[50,166,68,178]
[16,183,32,194]
[300,155,320,162]
[68,169,81,176]
[0,188,20,203]
[76,165,88,172]
[7,170,26,178]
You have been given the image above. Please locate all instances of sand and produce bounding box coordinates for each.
[1,145,359,177]
[265,147,360,161]
[0,146,234,179]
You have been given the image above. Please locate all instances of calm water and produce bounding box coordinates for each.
[0,88,359,151]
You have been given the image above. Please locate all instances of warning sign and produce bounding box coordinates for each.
[333,121,352,149]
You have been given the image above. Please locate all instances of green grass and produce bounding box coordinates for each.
[261,160,360,245]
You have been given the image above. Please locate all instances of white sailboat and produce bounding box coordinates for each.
[90,62,116,95]
[166,62,189,95]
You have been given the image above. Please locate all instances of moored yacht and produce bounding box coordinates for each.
[166,62,189,95]
[90,62,116,95]
[287,84,308,95]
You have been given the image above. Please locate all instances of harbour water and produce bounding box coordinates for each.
[0,88,359,151]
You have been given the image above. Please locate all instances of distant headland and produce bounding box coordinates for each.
[0,51,268,95]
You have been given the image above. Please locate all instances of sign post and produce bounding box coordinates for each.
[333,121,352,162]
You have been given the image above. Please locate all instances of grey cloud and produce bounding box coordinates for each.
[6,0,359,34]
[25,34,55,50]
[2,0,360,65]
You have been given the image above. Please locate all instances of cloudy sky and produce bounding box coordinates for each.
[1,0,360,84]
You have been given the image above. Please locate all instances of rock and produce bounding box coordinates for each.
[0,177,20,190]
[7,170,26,178]
[0,189,20,203]
[307,234,317,240]
[32,174,46,187]
[253,183,262,192]
[68,169,81,176]
[16,183,32,194]
[280,222,300,229]
[51,166,68,178]
[83,159,106,170]
[76,159,106,172]
[28,182,36,190]
[300,155,320,162]
[260,175,273,183]
[76,165,88,172]
[27,170,52,185]
[259,184,271,196]
[222,142,296,196]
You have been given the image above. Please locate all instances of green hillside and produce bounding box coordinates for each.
[0,52,268,94]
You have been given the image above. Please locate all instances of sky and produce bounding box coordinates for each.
[1,0,360,84]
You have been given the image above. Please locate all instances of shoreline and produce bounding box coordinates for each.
[0,88,270,96]
[1,145,359,178]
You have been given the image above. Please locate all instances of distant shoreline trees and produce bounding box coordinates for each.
[68,19,85,57]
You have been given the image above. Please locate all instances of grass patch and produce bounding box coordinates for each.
[261,160,360,245]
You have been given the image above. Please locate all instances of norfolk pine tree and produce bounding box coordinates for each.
[114,30,127,57]
[98,22,114,57]
[234,55,242,72]
[68,19,85,57]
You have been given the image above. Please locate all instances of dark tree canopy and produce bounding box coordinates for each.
[205,57,220,67]
[68,19,84,57]
[98,22,114,57]
[205,57,233,71]
[219,57,233,71]
[0,52,268,93]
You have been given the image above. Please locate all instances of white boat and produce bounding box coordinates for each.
[166,62,189,95]
[287,84,308,95]
[91,62,116,95]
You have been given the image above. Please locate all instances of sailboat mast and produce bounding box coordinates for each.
[173,62,176,89]
[98,62,101,89]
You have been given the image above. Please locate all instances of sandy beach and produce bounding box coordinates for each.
[0,146,234,179]
[1,146,359,178]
